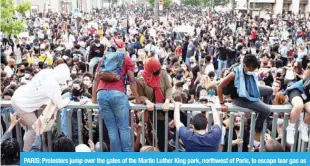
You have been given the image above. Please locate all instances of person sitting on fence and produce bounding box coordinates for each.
[217,54,272,141]
[11,64,71,152]
[0,113,20,165]
[173,100,221,152]
[283,70,310,145]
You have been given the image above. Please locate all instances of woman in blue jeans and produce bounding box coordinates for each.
[217,54,272,139]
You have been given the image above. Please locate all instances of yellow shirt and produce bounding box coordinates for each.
[140,35,145,47]
[27,57,34,65]
[98,29,104,40]
[39,55,53,65]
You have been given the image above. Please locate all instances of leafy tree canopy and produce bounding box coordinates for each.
[1,0,31,35]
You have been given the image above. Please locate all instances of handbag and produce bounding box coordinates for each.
[32,100,58,134]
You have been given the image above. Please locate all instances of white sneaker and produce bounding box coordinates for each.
[298,123,309,142]
[286,124,296,145]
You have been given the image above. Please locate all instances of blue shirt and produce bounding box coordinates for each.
[179,125,222,152]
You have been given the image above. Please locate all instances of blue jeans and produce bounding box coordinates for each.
[233,85,272,132]
[97,90,132,152]
[217,59,227,76]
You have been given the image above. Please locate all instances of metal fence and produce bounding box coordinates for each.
[1,101,310,152]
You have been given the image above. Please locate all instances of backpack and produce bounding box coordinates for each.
[99,52,125,82]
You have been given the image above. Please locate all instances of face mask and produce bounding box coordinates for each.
[208,89,216,96]
[72,88,82,97]
[153,69,161,76]
[96,44,100,47]
[277,118,283,125]
[242,50,247,54]
[233,126,240,130]
[245,71,255,75]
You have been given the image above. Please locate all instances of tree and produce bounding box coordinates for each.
[189,0,229,7]
[183,0,201,6]
[212,0,229,6]
[0,0,31,35]
[147,0,172,7]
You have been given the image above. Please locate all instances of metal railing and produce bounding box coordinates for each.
[1,100,309,152]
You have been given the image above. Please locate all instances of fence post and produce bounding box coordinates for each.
[153,110,156,147]
[164,112,168,152]
[186,111,190,128]
[281,113,289,148]
[88,110,93,141]
[218,112,224,152]
[98,111,104,152]
[57,111,61,135]
[259,119,267,152]
[66,109,72,140]
[248,112,257,152]
[141,110,145,147]
[207,111,213,132]
[98,111,103,152]
[77,109,83,144]
[238,112,245,152]
[271,113,278,139]
[47,131,52,152]
[15,123,23,151]
[227,112,235,152]
[308,131,310,152]
[130,110,134,151]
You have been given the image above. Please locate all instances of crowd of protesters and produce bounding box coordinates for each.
[1,3,310,164]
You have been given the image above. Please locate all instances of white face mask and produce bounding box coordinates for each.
[96,44,100,47]
[277,118,283,125]
[242,50,247,54]
[245,71,255,75]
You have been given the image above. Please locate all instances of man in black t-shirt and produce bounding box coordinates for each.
[217,41,228,76]
[88,39,105,74]
[70,44,84,58]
